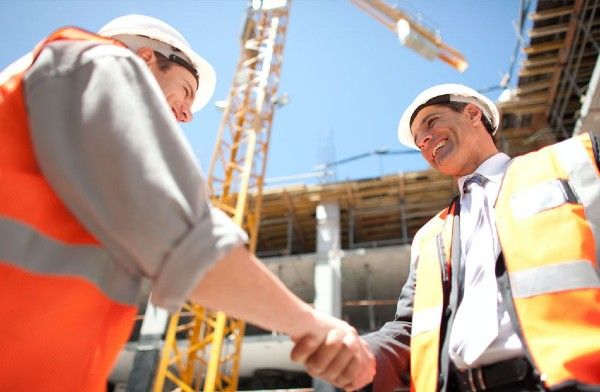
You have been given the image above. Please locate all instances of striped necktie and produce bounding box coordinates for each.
[449,173,499,366]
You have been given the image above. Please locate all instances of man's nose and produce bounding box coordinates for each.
[416,133,432,150]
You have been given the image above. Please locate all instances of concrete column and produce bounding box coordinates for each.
[313,201,342,392]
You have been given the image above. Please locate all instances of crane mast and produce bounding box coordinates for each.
[153,1,291,391]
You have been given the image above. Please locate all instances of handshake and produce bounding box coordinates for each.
[289,312,376,391]
[191,247,377,390]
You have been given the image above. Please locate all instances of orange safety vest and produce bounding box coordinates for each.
[0,28,138,390]
[410,203,455,392]
[410,133,600,391]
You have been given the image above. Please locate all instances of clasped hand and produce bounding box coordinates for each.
[290,314,376,391]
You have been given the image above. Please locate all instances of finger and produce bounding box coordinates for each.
[317,332,360,384]
[338,344,376,390]
[304,329,347,376]
[338,356,362,389]
[290,334,323,363]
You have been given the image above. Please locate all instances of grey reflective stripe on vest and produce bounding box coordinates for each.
[0,217,140,305]
[412,305,442,337]
[510,260,600,298]
[554,136,600,264]
[510,178,580,220]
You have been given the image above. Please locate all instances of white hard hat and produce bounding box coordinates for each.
[98,14,216,113]
[397,83,499,149]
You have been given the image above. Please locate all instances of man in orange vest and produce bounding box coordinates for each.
[0,14,375,390]
[292,84,600,391]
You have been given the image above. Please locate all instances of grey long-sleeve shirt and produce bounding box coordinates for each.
[23,39,247,311]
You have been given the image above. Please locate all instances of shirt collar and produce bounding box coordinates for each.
[457,153,511,197]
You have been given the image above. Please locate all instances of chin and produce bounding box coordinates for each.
[434,164,457,177]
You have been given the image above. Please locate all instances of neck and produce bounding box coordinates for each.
[452,149,500,181]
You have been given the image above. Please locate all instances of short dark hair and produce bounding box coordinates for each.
[153,51,173,72]
[440,101,495,134]
[152,50,199,85]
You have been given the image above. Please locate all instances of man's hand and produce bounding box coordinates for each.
[191,246,372,390]
[290,315,376,391]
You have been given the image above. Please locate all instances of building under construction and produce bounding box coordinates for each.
[110,0,600,390]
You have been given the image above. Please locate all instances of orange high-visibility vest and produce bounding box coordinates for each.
[410,203,456,392]
[0,28,137,390]
[410,133,600,391]
[495,132,600,387]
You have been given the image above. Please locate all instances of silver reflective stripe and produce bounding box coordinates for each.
[510,260,600,298]
[411,305,442,337]
[554,137,600,264]
[510,179,579,220]
[0,217,140,305]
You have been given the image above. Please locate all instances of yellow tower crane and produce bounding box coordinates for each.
[153,0,467,391]
[153,1,291,391]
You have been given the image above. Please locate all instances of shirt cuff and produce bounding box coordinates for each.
[150,207,248,312]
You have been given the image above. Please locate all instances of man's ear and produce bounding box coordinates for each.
[136,47,155,65]
[464,103,481,124]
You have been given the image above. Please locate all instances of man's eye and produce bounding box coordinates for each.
[427,117,437,128]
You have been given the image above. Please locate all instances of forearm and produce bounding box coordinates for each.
[363,323,411,390]
[190,245,317,339]
[361,259,417,390]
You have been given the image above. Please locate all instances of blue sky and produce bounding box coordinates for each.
[0,0,529,185]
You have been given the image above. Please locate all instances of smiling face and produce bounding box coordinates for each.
[410,103,498,179]
[137,47,198,123]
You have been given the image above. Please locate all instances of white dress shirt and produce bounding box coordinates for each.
[450,152,525,370]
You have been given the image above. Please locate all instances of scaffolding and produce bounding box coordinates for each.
[548,0,600,139]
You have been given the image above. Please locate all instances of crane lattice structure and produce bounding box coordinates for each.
[153,1,291,391]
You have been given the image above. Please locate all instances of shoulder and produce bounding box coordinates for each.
[509,132,599,171]
[26,40,145,83]
[413,215,441,243]
[416,203,454,238]
[410,205,452,267]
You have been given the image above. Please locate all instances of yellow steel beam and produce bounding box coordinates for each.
[350,0,468,71]
[203,312,227,392]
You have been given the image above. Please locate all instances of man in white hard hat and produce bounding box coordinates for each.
[293,84,600,391]
[0,15,374,390]
[97,14,217,119]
